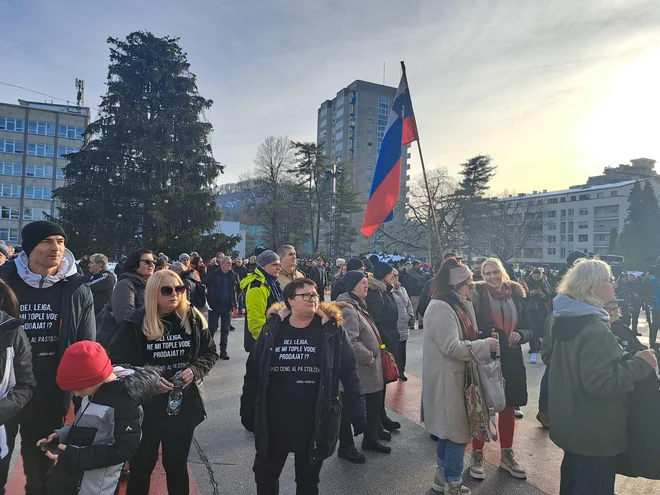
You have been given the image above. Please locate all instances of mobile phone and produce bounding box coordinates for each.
[40,440,62,456]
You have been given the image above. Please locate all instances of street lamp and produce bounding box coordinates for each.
[325,164,342,259]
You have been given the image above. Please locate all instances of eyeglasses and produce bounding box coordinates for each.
[140,259,156,266]
[160,285,186,296]
[483,271,500,277]
[293,293,318,302]
[392,274,399,278]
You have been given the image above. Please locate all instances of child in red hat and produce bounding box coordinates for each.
[36,341,160,495]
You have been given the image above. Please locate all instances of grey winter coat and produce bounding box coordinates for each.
[392,286,414,341]
[336,293,384,394]
[111,272,147,324]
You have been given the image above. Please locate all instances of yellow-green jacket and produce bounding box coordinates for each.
[240,268,277,351]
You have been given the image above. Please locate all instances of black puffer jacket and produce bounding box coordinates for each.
[364,277,400,363]
[471,281,533,407]
[0,311,36,425]
[240,302,366,463]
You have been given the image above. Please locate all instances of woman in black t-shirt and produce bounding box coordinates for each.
[112,269,218,495]
[241,278,366,495]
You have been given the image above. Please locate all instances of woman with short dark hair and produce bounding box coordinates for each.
[241,277,365,494]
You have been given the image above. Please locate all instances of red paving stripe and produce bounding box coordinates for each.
[385,372,660,494]
[8,404,201,495]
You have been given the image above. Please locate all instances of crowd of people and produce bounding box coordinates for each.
[0,219,659,494]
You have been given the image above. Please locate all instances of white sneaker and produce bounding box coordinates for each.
[530,353,537,364]
[514,407,524,419]
[469,449,485,480]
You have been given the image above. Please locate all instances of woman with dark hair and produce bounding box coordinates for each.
[190,256,206,279]
[364,261,401,433]
[468,257,533,481]
[97,249,155,350]
[241,277,365,494]
[0,278,37,494]
[422,258,498,494]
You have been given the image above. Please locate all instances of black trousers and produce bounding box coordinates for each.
[338,390,382,448]
[208,309,232,353]
[126,405,197,495]
[0,408,63,495]
[398,340,407,373]
[253,447,323,495]
[559,451,616,495]
[649,309,660,350]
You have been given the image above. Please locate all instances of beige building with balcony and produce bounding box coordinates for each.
[0,100,90,244]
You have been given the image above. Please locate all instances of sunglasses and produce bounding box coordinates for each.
[160,285,186,296]
[140,259,156,266]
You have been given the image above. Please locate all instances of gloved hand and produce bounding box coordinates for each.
[408,317,416,328]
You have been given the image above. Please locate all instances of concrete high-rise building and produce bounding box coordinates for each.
[317,80,410,254]
[0,100,90,244]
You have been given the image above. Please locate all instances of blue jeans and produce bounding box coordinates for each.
[437,439,468,483]
[539,365,549,412]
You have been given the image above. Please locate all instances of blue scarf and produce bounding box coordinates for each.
[258,266,284,302]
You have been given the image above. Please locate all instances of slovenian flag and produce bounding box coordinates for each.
[361,65,419,237]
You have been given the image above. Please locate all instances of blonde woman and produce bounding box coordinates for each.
[469,257,532,481]
[111,269,219,495]
[549,259,656,494]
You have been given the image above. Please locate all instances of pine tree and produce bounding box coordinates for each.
[616,180,660,268]
[608,228,618,254]
[54,32,223,256]
[456,155,497,198]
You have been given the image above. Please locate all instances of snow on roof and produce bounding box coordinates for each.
[498,180,639,201]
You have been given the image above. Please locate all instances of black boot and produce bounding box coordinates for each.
[220,352,230,360]
[378,429,391,441]
[362,441,391,454]
[338,446,366,463]
[380,416,401,432]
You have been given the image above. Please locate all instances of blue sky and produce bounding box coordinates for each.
[2,0,659,193]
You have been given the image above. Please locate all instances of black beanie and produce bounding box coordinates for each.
[21,221,67,256]
[343,270,367,292]
[346,258,364,272]
[372,261,394,280]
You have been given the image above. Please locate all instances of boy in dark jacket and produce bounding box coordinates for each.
[39,341,160,495]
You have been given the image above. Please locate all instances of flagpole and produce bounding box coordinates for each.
[400,61,443,258]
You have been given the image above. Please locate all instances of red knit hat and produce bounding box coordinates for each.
[57,341,113,391]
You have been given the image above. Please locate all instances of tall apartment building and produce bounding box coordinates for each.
[317,80,410,253]
[587,157,658,185]
[0,100,90,244]
[507,178,660,266]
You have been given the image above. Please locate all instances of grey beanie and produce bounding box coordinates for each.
[0,244,8,258]
[258,250,280,267]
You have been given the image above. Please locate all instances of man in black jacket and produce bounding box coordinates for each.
[202,255,238,360]
[0,221,95,495]
[85,253,116,317]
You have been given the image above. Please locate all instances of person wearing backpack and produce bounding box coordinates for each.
[202,256,238,360]
[170,263,207,312]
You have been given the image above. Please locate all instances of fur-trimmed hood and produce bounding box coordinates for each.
[367,275,388,292]
[471,280,527,299]
[113,365,162,405]
[266,301,344,326]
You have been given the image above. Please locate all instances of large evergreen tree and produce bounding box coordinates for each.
[615,180,660,268]
[55,31,223,256]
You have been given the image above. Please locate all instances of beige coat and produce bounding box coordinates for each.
[421,298,490,444]
[336,293,384,394]
[278,266,304,289]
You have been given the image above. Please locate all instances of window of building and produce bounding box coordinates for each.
[0,206,19,220]
[579,208,588,215]
[570,196,576,201]
[56,167,65,180]
[335,131,343,141]
[319,130,327,139]
[560,234,566,242]
[335,108,344,118]
[568,234,573,241]
[0,140,24,154]
[547,248,556,255]
[58,125,84,140]
[24,186,52,200]
[334,120,343,131]
[597,192,604,198]
[561,248,566,258]
[28,121,55,136]
[549,198,558,204]
[377,131,385,139]
[0,162,22,176]
[547,223,557,230]
[27,143,54,157]
[578,234,588,242]
[0,117,25,133]
[0,184,20,198]
[547,235,556,243]
[0,228,18,242]
[336,97,345,108]
[378,119,387,127]
[57,146,79,158]
[377,142,382,150]
[578,221,588,229]
[378,107,389,116]
[568,208,574,215]
[378,96,389,105]
[560,197,566,202]
[611,191,618,197]
[335,142,343,152]
[319,119,327,128]
[579,194,590,200]
[547,211,556,218]
[320,108,328,118]
[26,164,53,178]
[595,234,606,242]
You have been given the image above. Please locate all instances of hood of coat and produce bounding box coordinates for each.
[240,268,265,291]
[367,276,388,292]
[266,301,344,326]
[472,280,527,299]
[181,268,197,279]
[118,271,148,288]
[552,294,610,342]
[114,365,163,405]
[15,249,78,289]
[0,310,23,333]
